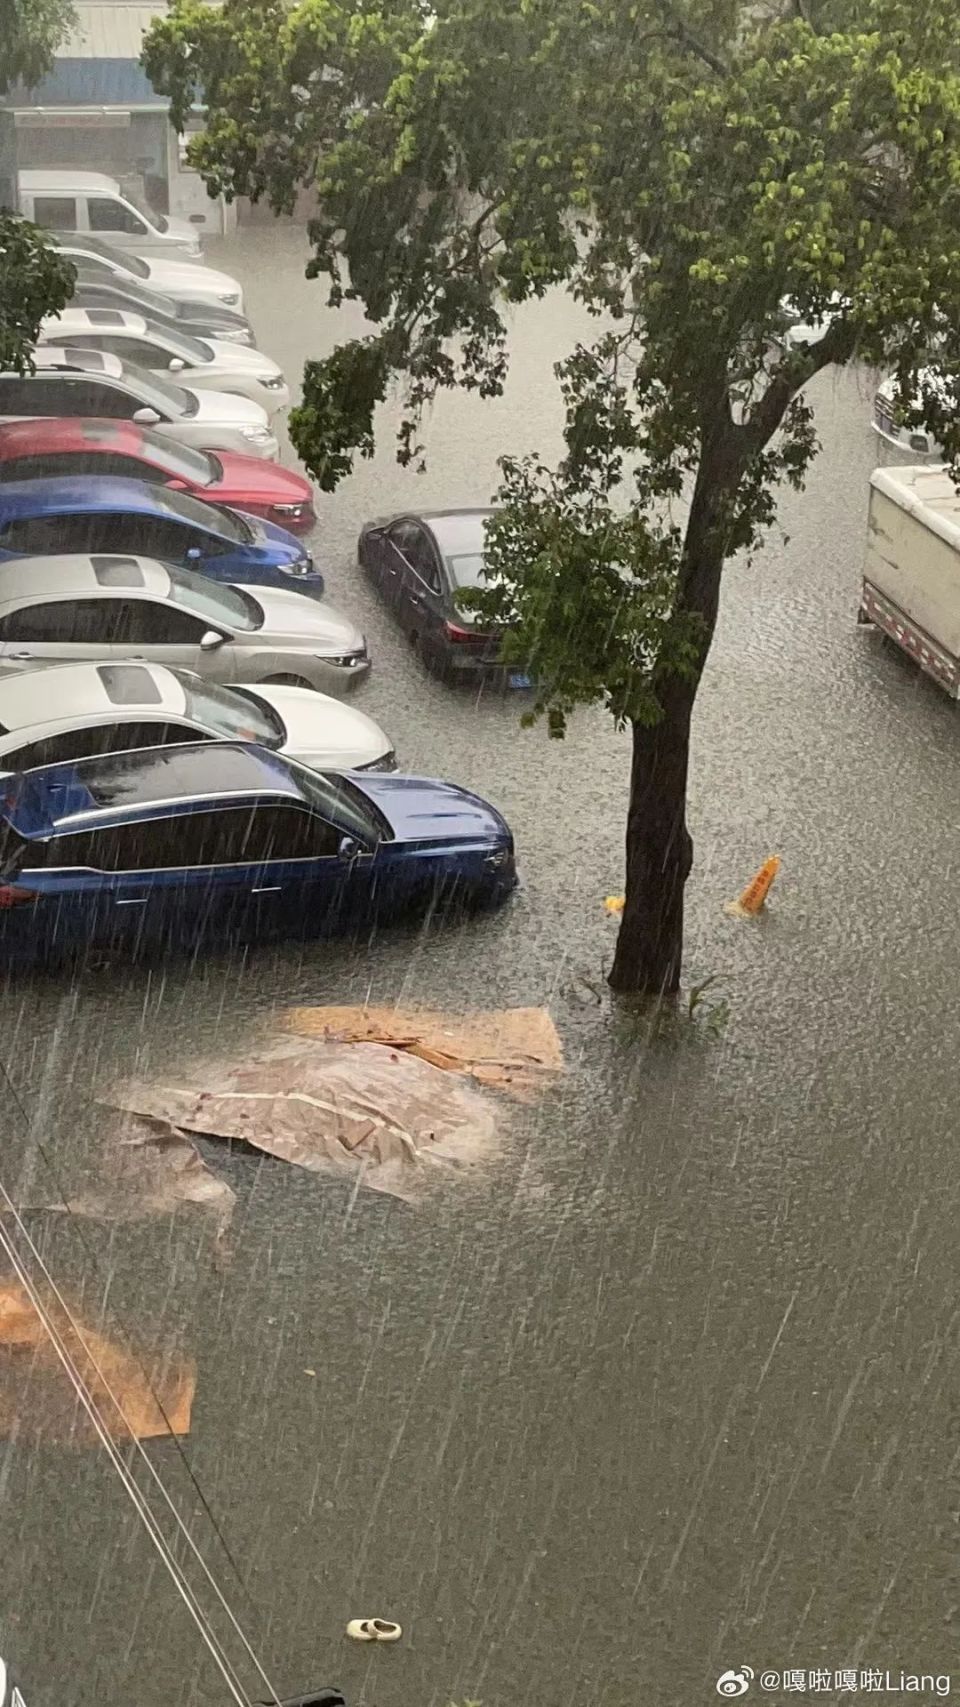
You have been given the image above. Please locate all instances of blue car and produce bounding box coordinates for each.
[0,477,323,595]
[0,741,517,965]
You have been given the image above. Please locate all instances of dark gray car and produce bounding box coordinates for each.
[71,271,255,347]
[358,507,531,686]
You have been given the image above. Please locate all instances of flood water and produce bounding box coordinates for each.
[1,223,957,1707]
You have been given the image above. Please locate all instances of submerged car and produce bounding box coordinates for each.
[872,371,947,460]
[39,309,290,415]
[0,477,319,592]
[48,234,245,312]
[0,348,278,460]
[69,272,255,345]
[358,507,531,685]
[0,741,517,965]
[0,556,369,696]
[0,420,315,532]
[0,662,394,774]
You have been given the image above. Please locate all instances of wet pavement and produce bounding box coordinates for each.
[1,223,958,1707]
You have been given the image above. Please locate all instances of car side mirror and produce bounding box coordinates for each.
[133,406,160,425]
[168,357,185,372]
[338,835,361,862]
[165,478,187,491]
[199,629,225,651]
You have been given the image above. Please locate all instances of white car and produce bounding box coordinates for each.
[0,662,394,775]
[48,234,245,313]
[872,370,946,460]
[777,294,845,351]
[0,557,371,697]
[0,348,279,461]
[40,308,290,415]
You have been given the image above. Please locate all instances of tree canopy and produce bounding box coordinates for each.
[0,216,75,373]
[0,0,77,93]
[144,0,960,992]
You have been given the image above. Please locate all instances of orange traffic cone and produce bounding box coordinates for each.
[725,856,780,918]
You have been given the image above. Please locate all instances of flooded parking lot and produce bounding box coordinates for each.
[1,223,957,1707]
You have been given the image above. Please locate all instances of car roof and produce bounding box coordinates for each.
[0,419,149,458]
[20,169,121,194]
[0,475,182,515]
[6,741,304,841]
[45,308,151,338]
[3,346,121,379]
[0,662,186,732]
[0,554,174,604]
[416,509,496,556]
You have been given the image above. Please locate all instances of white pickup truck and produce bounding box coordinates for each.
[860,462,960,696]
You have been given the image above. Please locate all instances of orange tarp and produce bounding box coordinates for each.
[0,1283,194,1446]
[280,1005,564,1101]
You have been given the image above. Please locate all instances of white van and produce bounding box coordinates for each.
[18,170,203,260]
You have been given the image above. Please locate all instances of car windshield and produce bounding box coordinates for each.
[146,483,248,540]
[65,238,150,279]
[126,191,167,233]
[283,759,387,844]
[166,568,262,632]
[136,433,214,484]
[120,359,197,417]
[147,323,213,365]
[183,679,282,746]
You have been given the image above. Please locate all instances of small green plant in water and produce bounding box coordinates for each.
[687,974,731,1038]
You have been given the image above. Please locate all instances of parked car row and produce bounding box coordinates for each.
[0,209,520,964]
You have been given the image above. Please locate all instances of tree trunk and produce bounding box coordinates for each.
[608,440,732,997]
[609,676,697,995]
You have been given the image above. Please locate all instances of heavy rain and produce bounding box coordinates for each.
[0,10,958,1707]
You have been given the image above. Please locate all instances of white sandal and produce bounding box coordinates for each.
[345,1619,402,1643]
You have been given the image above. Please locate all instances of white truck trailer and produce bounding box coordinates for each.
[860,462,960,697]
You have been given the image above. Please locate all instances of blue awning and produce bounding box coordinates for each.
[4,59,164,109]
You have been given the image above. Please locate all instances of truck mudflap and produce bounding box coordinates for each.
[858,580,960,698]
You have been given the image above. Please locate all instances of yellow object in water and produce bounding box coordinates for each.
[726,855,780,917]
[604,895,625,915]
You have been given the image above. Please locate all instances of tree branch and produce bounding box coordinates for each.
[738,315,857,451]
[656,1,729,76]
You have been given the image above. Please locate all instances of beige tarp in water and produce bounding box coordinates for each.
[110,1035,501,1202]
[0,1282,194,1445]
[16,1114,235,1234]
[279,1005,564,1101]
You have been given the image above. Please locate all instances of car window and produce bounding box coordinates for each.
[88,197,148,237]
[388,521,420,559]
[71,513,189,559]
[239,805,341,861]
[0,378,41,415]
[125,600,209,644]
[37,805,321,871]
[1,454,97,481]
[0,515,77,554]
[31,197,78,230]
[391,521,441,591]
[0,597,140,645]
[88,336,171,368]
[4,721,196,771]
[62,377,139,419]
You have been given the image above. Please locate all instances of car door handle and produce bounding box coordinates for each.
[8,651,33,661]
[250,885,283,895]
[114,896,149,907]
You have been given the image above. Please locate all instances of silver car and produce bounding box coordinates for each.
[0,557,370,696]
[0,348,279,461]
[49,234,245,312]
[39,309,291,415]
[0,662,394,774]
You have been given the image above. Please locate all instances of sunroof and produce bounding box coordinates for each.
[97,665,162,706]
[86,309,125,327]
[90,556,145,588]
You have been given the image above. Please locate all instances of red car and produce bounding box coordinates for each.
[0,418,316,533]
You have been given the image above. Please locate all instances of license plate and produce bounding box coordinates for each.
[508,672,533,689]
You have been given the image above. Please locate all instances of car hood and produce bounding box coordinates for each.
[206,453,311,507]
[142,257,242,297]
[161,215,200,247]
[236,586,364,651]
[192,341,283,381]
[351,772,510,845]
[186,388,270,428]
[240,685,391,767]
